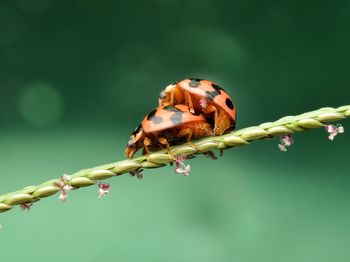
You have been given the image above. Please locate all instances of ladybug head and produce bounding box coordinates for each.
[125,124,144,158]
[127,124,143,146]
[159,90,166,100]
[158,84,175,106]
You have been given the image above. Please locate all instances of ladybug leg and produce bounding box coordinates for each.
[125,147,136,158]
[158,137,174,159]
[203,105,219,135]
[170,86,180,105]
[170,85,186,105]
[184,91,195,114]
[177,127,196,148]
[143,137,151,158]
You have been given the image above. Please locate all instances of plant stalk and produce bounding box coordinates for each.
[0,105,349,213]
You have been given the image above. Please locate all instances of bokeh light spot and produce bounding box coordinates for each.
[15,0,54,14]
[18,82,64,127]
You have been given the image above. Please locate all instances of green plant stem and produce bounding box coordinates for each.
[0,105,349,213]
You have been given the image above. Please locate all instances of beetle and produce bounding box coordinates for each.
[125,104,213,158]
[159,78,236,135]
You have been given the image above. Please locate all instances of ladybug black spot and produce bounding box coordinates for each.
[189,78,202,81]
[132,124,142,135]
[211,83,226,94]
[147,109,164,124]
[170,111,183,125]
[188,78,201,88]
[147,109,157,120]
[151,116,163,124]
[205,90,220,101]
[164,105,180,112]
[225,98,234,110]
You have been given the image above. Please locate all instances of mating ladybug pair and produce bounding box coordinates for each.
[125,78,237,159]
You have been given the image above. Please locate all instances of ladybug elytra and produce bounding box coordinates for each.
[125,104,212,158]
[159,78,236,135]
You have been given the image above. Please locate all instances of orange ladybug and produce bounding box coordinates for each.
[159,78,236,135]
[125,104,212,158]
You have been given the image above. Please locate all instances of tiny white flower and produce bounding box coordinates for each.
[175,155,191,176]
[324,124,344,141]
[278,144,287,152]
[98,183,110,198]
[57,174,73,202]
[278,134,293,152]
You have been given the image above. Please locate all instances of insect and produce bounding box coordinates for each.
[159,78,236,135]
[125,104,213,158]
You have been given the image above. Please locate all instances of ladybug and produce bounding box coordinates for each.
[159,78,236,135]
[125,104,212,158]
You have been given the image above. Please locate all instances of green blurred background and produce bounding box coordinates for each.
[1,0,350,261]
